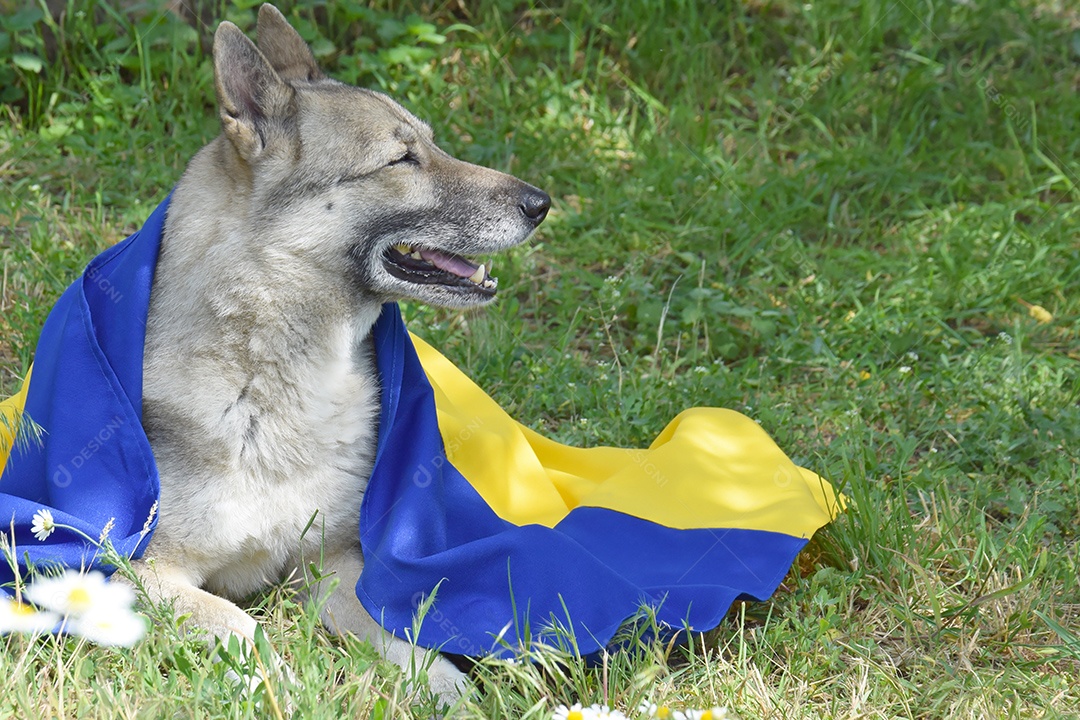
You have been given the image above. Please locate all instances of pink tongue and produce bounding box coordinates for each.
[419,248,479,278]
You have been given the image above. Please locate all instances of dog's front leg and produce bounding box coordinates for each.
[130,560,259,639]
[312,544,467,706]
[127,559,294,700]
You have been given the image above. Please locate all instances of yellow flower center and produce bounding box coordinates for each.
[66,587,93,613]
[12,601,37,617]
[701,713,713,720]
[656,708,671,719]
[568,712,583,720]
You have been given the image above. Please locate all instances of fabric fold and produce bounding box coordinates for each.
[358,306,840,656]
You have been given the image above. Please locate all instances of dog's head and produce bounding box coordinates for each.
[211,4,549,309]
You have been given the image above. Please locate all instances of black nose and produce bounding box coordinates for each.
[520,187,551,223]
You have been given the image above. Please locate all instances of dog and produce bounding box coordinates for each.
[132,4,548,705]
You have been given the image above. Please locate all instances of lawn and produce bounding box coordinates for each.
[1,0,1078,718]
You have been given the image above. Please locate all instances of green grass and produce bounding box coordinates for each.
[2,0,1079,717]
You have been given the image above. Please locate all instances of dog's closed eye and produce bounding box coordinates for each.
[385,150,419,168]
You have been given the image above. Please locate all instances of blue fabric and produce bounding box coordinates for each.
[0,199,167,581]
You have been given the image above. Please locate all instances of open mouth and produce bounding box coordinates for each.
[383,243,499,295]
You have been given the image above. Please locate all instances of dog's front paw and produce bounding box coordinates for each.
[425,654,467,708]
[217,632,300,713]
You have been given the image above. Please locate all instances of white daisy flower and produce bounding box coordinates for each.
[588,705,628,720]
[30,508,55,541]
[553,703,594,720]
[686,708,729,720]
[25,570,135,619]
[0,595,60,634]
[639,702,687,720]
[68,607,147,647]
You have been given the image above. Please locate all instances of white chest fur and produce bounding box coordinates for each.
[187,346,377,599]
[142,260,383,600]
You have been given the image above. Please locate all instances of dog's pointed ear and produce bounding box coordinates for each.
[256,4,324,83]
[213,21,295,162]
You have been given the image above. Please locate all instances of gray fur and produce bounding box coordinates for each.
[133,3,548,706]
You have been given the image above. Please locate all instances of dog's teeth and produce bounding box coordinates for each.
[394,243,411,254]
[482,278,497,289]
[468,264,485,284]
[410,251,423,260]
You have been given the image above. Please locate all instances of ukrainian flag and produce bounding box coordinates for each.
[1,197,841,655]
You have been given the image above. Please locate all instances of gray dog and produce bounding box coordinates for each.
[133,3,548,704]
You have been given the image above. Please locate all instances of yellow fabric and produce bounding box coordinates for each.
[0,366,31,477]
[3,338,843,539]
[412,334,842,537]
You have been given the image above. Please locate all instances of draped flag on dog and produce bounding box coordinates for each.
[0,196,842,655]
